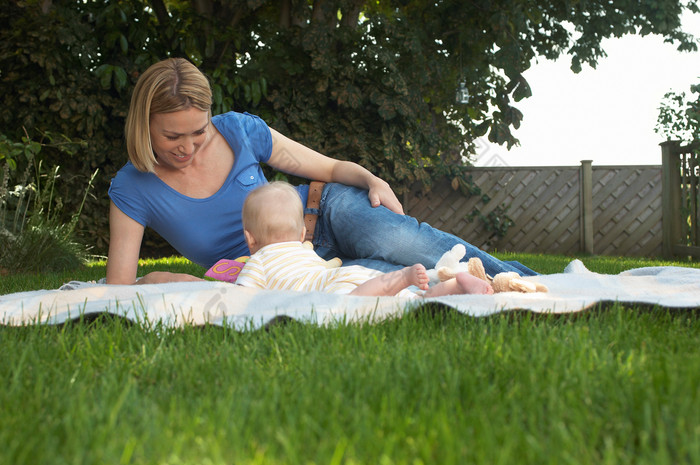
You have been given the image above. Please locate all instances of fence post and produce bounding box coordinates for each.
[580,160,594,254]
[661,141,682,258]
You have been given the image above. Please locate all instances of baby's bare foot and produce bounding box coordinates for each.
[404,264,429,291]
[455,272,494,295]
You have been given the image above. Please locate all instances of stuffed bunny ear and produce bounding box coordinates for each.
[467,257,490,283]
[492,272,548,293]
[437,267,456,281]
[512,279,547,293]
[435,244,464,270]
[432,244,471,283]
[507,278,537,293]
[492,272,517,292]
[451,244,467,260]
[534,282,549,292]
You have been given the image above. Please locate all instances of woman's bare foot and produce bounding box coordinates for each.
[424,271,494,297]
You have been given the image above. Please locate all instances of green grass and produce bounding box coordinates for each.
[2,252,699,296]
[1,254,700,464]
[0,256,207,295]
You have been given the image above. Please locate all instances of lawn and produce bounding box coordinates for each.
[1,253,699,465]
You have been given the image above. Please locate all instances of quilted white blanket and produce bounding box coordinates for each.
[2,260,699,330]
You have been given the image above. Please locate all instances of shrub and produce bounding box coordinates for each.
[0,133,97,273]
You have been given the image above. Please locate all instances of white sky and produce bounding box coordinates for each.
[474,11,700,167]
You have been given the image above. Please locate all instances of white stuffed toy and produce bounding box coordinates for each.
[428,244,548,293]
[427,244,470,285]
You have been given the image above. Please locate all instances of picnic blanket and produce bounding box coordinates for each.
[2,260,699,330]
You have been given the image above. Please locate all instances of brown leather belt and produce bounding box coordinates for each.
[304,181,326,242]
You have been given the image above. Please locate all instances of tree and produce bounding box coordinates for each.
[0,0,162,251]
[656,82,700,143]
[1,0,697,253]
[177,0,699,189]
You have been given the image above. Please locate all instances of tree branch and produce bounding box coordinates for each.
[312,0,327,24]
[214,9,245,69]
[229,8,244,28]
[149,0,169,26]
[341,1,362,29]
[192,0,213,16]
[40,0,52,14]
[280,0,291,28]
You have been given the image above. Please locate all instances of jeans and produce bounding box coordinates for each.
[308,183,538,277]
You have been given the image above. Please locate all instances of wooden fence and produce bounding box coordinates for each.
[662,141,700,258]
[404,162,664,257]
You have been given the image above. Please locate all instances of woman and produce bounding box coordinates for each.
[106,58,536,284]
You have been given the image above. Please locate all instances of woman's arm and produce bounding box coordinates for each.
[106,201,203,284]
[267,128,404,214]
[105,201,143,284]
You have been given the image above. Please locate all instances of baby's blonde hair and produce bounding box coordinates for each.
[243,182,304,246]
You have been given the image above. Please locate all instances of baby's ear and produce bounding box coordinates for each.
[300,226,307,243]
[244,229,257,249]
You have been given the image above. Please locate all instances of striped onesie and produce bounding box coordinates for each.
[236,241,417,297]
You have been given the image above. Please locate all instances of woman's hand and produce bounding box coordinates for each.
[137,271,205,284]
[367,177,405,215]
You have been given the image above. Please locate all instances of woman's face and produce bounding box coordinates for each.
[149,107,210,170]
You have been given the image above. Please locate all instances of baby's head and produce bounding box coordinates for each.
[242,181,305,253]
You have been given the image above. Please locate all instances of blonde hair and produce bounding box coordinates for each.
[243,182,305,246]
[125,58,212,172]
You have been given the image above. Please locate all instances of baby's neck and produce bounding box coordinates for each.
[251,239,303,254]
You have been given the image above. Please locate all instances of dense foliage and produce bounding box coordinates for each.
[1,0,697,255]
[0,133,96,273]
[657,81,700,143]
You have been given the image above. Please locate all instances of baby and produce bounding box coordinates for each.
[237,181,493,297]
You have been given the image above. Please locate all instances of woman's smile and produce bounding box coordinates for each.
[150,107,210,169]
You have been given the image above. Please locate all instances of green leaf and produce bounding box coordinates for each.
[251,81,261,106]
[488,122,511,145]
[571,56,582,73]
[205,36,215,58]
[113,67,127,91]
[26,141,41,158]
[377,99,396,120]
[97,65,113,89]
[505,107,523,129]
[513,78,532,102]
[244,84,251,103]
[212,84,223,106]
[475,121,490,137]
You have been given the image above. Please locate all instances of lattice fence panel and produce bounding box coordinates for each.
[405,167,581,254]
[592,166,662,256]
[493,167,581,254]
[404,165,663,257]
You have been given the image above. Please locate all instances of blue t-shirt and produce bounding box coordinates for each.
[109,111,302,268]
